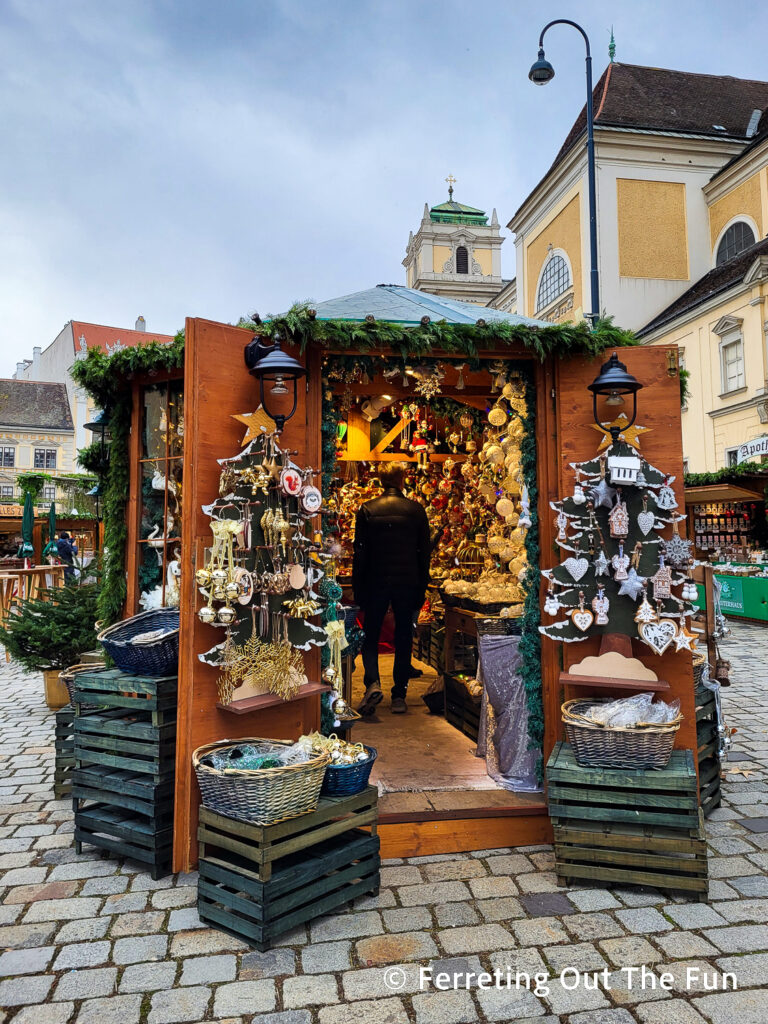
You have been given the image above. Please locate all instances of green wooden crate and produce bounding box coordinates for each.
[553,815,708,901]
[444,674,481,742]
[547,742,700,833]
[198,828,380,950]
[198,785,378,882]
[75,801,172,879]
[72,765,175,819]
[72,668,177,713]
[698,756,722,817]
[73,706,176,782]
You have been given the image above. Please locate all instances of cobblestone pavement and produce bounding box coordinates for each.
[1,621,767,1023]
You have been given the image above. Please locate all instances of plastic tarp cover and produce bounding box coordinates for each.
[476,633,541,792]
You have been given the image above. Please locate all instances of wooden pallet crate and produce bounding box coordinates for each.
[547,742,701,833]
[54,705,76,798]
[72,668,177,715]
[198,785,378,883]
[198,828,380,950]
[553,816,708,900]
[698,755,722,817]
[73,706,176,781]
[75,801,172,879]
[72,765,175,819]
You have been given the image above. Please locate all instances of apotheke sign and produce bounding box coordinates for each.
[737,435,768,463]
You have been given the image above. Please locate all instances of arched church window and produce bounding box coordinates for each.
[456,246,469,274]
[536,253,571,311]
[716,222,756,266]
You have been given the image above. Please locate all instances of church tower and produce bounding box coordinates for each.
[403,177,505,305]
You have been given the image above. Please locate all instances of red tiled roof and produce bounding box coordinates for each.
[70,321,176,356]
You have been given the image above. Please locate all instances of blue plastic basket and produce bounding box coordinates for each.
[321,745,377,796]
[97,609,180,676]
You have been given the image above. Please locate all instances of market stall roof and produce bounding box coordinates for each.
[684,482,764,504]
[308,284,548,328]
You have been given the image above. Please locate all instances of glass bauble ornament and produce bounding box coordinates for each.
[488,405,507,427]
[496,497,515,518]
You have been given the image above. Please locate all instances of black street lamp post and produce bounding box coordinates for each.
[529,19,600,328]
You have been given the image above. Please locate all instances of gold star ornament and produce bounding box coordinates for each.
[232,407,276,446]
[591,413,651,451]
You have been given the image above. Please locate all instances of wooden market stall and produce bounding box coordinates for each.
[163,317,696,871]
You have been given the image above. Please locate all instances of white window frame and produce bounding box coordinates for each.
[0,485,14,499]
[719,330,746,395]
[712,215,759,268]
[534,248,573,314]
[42,485,56,501]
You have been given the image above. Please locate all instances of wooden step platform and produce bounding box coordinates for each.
[198,828,380,951]
[198,785,378,883]
[547,742,708,902]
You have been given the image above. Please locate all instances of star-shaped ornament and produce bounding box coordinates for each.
[673,622,698,652]
[594,550,609,576]
[591,413,651,451]
[591,477,617,509]
[618,568,646,601]
[726,767,754,779]
[232,407,277,446]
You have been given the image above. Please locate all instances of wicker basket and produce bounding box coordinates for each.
[193,738,330,826]
[562,698,682,771]
[476,617,523,638]
[98,609,179,676]
[321,746,377,796]
[59,662,107,705]
[692,650,708,687]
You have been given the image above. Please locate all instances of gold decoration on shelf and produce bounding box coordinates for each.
[217,632,306,705]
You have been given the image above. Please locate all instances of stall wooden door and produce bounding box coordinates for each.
[173,319,322,872]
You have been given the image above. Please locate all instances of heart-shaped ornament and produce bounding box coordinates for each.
[637,510,655,536]
[571,608,594,632]
[639,619,678,655]
[564,557,589,582]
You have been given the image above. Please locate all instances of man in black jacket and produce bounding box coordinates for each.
[353,462,431,714]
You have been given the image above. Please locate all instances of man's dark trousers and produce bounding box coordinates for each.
[361,587,419,700]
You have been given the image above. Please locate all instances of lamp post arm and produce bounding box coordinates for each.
[537,18,600,328]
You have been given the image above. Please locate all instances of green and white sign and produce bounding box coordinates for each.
[718,576,745,613]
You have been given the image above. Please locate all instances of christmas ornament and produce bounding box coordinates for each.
[488,404,507,427]
[637,496,655,536]
[217,605,236,625]
[573,480,587,505]
[198,605,216,624]
[591,475,617,510]
[556,509,568,541]
[607,452,642,485]
[544,587,561,615]
[571,591,594,632]
[594,549,609,576]
[617,567,646,601]
[634,587,658,624]
[280,467,303,497]
[300,483,323,515]
[664,525,693,569]
[612,543,630,581]
[563,556,589,582]
[673,622,698,652]
[639,618,678,656]
[608,498,629,539]
[656,476,678,510]
[591,586,610,625]
[651,555,673,601]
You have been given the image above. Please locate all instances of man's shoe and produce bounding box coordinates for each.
[391,697,407,714]
[357,681,383,716]
[407,666,423,679]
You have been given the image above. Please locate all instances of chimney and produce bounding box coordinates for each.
[33,346,41,363]
[16,362,24,377]
[135,315,146,332]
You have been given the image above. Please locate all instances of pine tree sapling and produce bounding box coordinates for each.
[0,579,100,672]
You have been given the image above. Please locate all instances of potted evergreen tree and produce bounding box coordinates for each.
[0,576,100,708]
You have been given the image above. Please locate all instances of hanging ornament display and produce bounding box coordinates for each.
[664,522,693,569]
[608,496,629,539]
[673,621,699,652]
[634,586,658,624]
[591,586,610,625]
[611,543,630,581]
[617,567,646,601]
[651,554,673,601]
[656,475,678,510]
[637,495,655,536]
[591,457,617,509]
[571,591,594,632]
[594,549,609,577]
[544,586,561,616]
[638,618,679,656]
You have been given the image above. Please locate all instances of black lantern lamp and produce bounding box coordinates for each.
[244,331,307,433]
[528,47,556,84]
[588,352,643,444]
[84,408,111,473]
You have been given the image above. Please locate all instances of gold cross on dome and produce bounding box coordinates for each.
[445,174,456,198]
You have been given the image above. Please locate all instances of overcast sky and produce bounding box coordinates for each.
[1,0,767,375]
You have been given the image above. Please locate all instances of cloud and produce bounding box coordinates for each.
[0,0,766,373]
